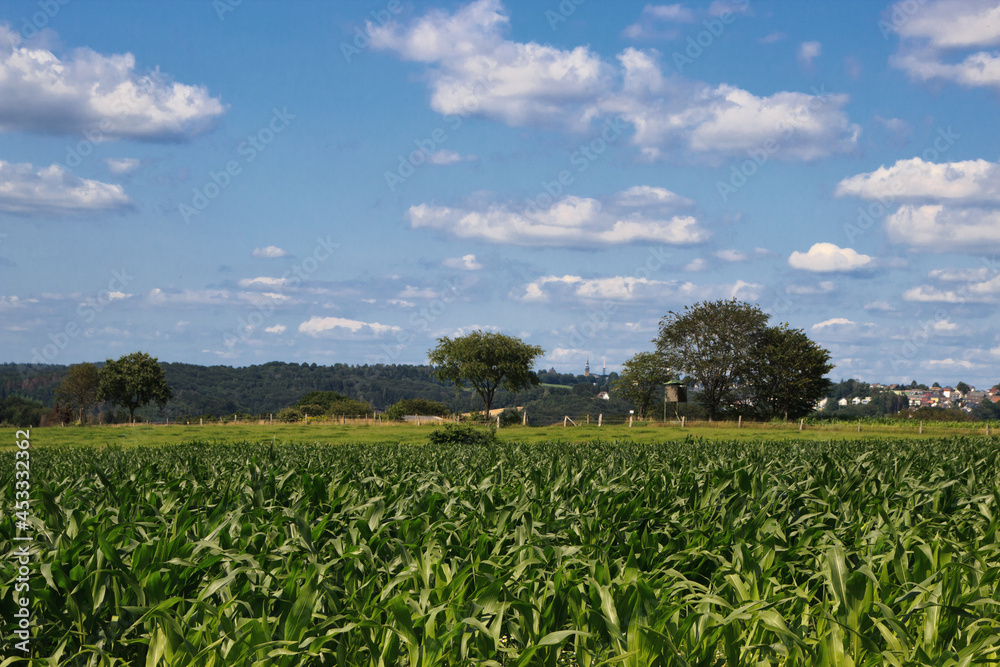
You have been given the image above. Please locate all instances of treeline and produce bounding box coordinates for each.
[0,361,620,425]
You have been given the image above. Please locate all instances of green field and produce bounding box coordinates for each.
[5,417,998,450]
[3,431,1000,665]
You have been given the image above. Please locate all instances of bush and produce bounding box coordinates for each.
[384,398,450,421]
[498,407,522,427]
[276,407,304,422]
[427,423,499,446]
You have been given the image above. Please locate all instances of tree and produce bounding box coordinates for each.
[956,381,971,394]
[55,362,100,423]
[749,325,833,421]
[97,352,173,422]
[656,299,769,420]
[613,352,673,420]
[429,331,544,420]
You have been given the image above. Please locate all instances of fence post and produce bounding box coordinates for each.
[857,419,861,433]
[270,413,273,425]
[919,420,923,434]
[200,417,203,426]
[799,418,804,431]
[598,414,602,427]
[497,415,500,428]
[563,416,568,427]
[522,411,527,426]
[987,424,990,436]
[681,416,685,428]
[629,415,633,428]
[738,415,742,428]
[304,413,308,425]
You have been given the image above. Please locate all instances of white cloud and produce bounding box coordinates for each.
[759,31,786,43]
[0,25,224,140]
[252,245,289,258]
[399,285,440,299]
[427,149,475,165]
[812,317,856,329]
[864,300,896,311]
[836,158,1000,203]
[886,205,1000,251]
[238,276,290,289]
[371,1,859,161]
[716,249,748,262]
[684,257,707,271]
[889,0,1000,89]
[443,253,483,270]
[515,274,760,303]
[104,158,141,175]
[926,358,981,370]
[928,267,992,281]
[298,316,401,337]
[0,160,131,214]
[788,242,874,272]
[622,4,695,40]
[407,186,708,247]
[265,324,286,334]
[903,274,1000,302]
[798,41,822,67]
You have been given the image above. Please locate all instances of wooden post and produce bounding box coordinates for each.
[200,417,203,426]
[270,413,273,425]
[857,419,861,433]
[629,415,633,428]
[598,414,602,427]
[304,413,308,425]
[919,420,923,434]
[497,415,500,428]
[586,414,590,424]
[563,416,568,427]
[522,411,527,426]
[682,416,685,428]
[986,424,990,436]
[799,418,804,431]
[234,414,237,424]
[738,415,742,428]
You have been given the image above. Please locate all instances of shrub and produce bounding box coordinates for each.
[384,398,450,421]
[427,423,499,446]
[498,407,522,427]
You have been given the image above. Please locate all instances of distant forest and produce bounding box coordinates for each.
[0,361,632,424]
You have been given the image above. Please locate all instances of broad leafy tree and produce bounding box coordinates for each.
[750,325,833,421]
[613,352,673,420]
[956,381,971,394]
[429,331,544,419]
[384,398,450,420]
[97,352,173,422]
[55,362,100,423]
[656,299,769,420]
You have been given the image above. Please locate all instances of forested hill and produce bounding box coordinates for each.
[0,361,609,420]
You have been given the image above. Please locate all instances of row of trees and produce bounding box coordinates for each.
[50,352,172,424]
[425,300,833,423]
[614,299,833,421]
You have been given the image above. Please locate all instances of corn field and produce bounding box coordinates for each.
[2,437,1000,666]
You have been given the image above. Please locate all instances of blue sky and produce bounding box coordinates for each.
[2,0,999,388]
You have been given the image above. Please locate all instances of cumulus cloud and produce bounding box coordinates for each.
[443,254,483,270]
[886,205,1000,251]
[798,41,822,67]
[888,0,1000,89]
[864,300,896,311]
[903,273,1000,303]
[264,324,286,334]
[812,317,857,329]
[0,160,132,214]
[786,281,835,295]
[252,245,289,258]
[0,25,224,140]
[836,157,1000,203]
[514,274,760,303]
[407,186,709,247]
[371,0,859,161]
[684,257,707,271]
[788,242,874,272]
[298,316,401,337]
